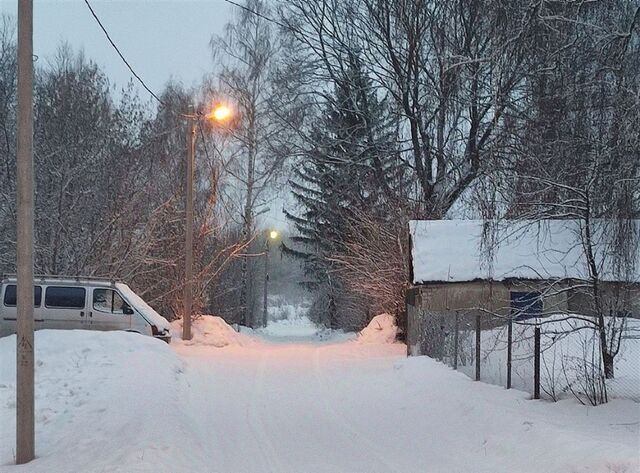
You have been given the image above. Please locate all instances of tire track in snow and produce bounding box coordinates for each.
[312,347,403,473]
[179,358,230,470]
[245,350,290,473]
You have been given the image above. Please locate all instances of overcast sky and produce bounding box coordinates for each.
[0,0,234,95]
[0,0,292,230]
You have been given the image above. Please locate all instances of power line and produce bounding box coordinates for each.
[83,0,165,106]
[84,0,216,186]
[85,0,306,109]
[222,0,292,32]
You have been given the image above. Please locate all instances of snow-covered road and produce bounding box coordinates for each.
[1,318,639,473]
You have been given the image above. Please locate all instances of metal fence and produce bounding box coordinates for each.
[407,306,640,405]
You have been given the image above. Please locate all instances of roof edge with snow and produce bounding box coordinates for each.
[409,219,640,285]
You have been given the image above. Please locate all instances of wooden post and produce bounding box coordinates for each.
[16,0,35,464]
[507,317,513,389]
[183,113,196,341]
[262,236,269,328]
[453,311,459,370]
[475,314,481,381]
[534,326,541,399]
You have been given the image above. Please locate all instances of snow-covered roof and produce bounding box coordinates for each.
[409,220,640,284]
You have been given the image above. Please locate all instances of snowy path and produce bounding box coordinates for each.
[176,343,410,473]
[1,324,639,472]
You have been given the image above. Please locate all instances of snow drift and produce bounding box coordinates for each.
[356,313,398,344]
[171,315,252,347]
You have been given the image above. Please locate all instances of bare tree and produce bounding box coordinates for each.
[210,0,285,327]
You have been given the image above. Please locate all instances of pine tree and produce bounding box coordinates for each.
[284,57,401,329]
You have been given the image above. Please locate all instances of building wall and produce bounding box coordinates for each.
[567,282,640,318]
[405,279,639,356]
[407,280,569,316]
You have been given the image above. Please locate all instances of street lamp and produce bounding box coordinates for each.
[206,104,233,122]
[183,102,234,341]
[262,229,279,328]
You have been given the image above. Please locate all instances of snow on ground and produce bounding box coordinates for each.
[259,315,322,339]
[1,318,639,473]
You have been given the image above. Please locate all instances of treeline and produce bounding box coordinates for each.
[0,0,638,331]
[0,21,249,322]
[272,0,640,330]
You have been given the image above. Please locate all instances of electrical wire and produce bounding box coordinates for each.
[83,0,165,106]
[85,0,307,109]
[84,0,216,173]
[222,0,292,32]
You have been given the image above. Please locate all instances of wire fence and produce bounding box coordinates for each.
[407,307,640,405]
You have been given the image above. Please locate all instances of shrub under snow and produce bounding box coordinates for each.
[356,313,398,344]
[171,315,252,348]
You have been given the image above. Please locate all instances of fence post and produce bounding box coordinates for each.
[507,317,512,389]
[534,326,541,399]
[475,314,481,381]
[453,311,459,370]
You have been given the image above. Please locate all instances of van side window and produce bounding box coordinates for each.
[45,287,86,309]
[93,289,126,314]
[3,285,42,307]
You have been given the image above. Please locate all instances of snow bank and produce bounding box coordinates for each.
[0,330,188,471]
[356,313,398,344]
[171,315,252,347]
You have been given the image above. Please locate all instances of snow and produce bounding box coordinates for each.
[355,313,398,344]
[1,323,639,472]
[409,219,640,284]
[115,283,171,333]
[171,315,254,348]
[258,315,322,339]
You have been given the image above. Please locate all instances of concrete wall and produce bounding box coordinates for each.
[407,280,569,317]
[567,283,640,318]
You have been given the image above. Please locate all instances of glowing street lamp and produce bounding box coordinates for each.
[183,101,236,341]
[263,229,280,328]
[206,103,233,123]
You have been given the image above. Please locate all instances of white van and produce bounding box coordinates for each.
[0,276,171,343]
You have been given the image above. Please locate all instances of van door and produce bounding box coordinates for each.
[42,286,87,330]
[89,288,131,332]
[1,284,44,335]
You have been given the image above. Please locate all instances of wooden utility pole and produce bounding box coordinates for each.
[183,112,196,341]
[262,236,269,328]
[16,0,35,464]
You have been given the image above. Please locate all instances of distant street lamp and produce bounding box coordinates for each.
[183,102,234,341]
[262,229,279,328]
